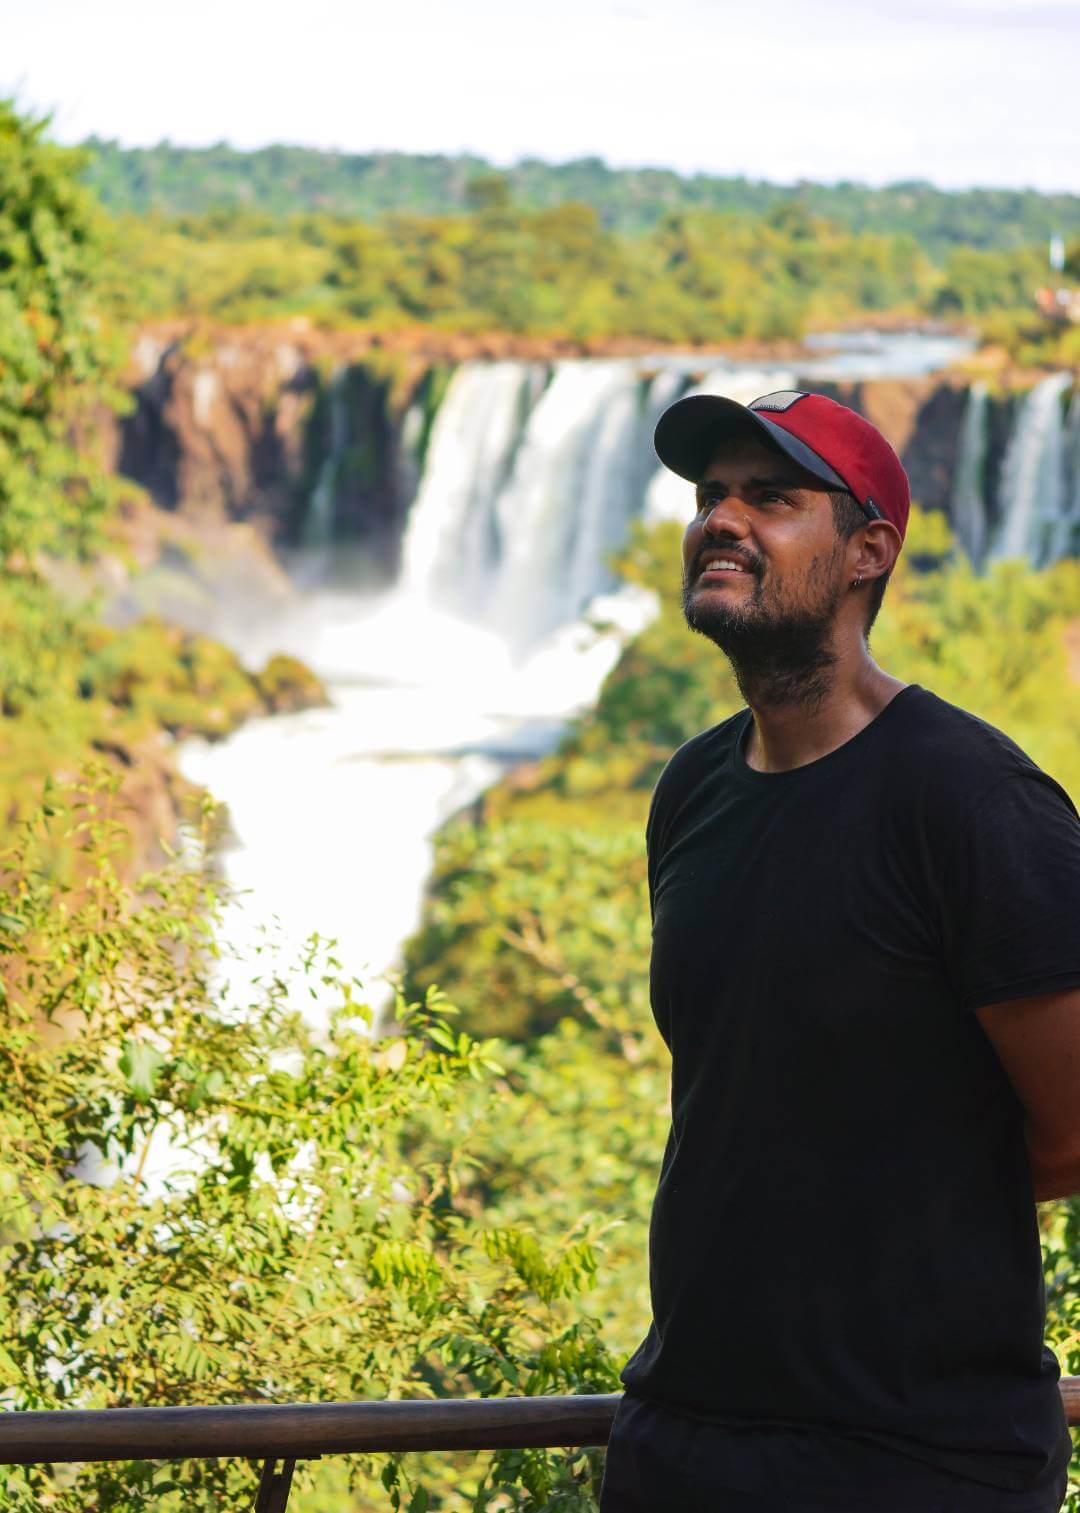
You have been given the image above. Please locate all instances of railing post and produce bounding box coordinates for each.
[253,1456,296,1512]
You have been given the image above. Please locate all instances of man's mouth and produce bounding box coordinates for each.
[697,554,755,581]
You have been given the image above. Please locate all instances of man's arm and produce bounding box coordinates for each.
[976,987,1080,1202]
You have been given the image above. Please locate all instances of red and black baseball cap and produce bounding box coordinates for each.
[654,389,911,544]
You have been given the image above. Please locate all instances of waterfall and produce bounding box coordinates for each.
[400,359,676,654]
[1060,388,1080,564]
[399,362,544,618]
[987,372,1072,569]
[304,366,350,548]
[950,383,990,568]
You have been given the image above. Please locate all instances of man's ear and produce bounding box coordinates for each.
[856,521,901,581]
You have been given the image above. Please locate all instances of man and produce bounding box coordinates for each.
[600,390,1080,1512]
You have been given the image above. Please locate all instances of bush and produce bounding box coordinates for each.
[0,772,621,1510]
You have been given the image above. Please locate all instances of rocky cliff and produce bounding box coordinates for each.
[108,325,424,572]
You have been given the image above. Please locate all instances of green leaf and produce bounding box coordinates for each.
[119,1039,165,1103]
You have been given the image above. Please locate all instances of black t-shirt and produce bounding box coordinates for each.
[621,684,1080,1494]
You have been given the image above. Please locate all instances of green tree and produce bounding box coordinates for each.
[931,245,1044,315]
[464,173,512,214]
[0,99,122,565]
[0,773,619,1510]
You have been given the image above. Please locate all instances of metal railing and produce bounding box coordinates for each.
[1,1383,1076,1511]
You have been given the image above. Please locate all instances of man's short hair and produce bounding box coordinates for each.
[830,490,891,636]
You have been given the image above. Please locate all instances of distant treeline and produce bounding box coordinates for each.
[97,193,1076,361]
[79,139,1080,258]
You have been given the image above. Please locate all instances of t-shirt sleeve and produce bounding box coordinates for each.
[938,771,1080,1013]
[645,747,685,922]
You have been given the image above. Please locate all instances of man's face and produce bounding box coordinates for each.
[681,432,850,676]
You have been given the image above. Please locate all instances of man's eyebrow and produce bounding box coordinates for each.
[695,473,807,495]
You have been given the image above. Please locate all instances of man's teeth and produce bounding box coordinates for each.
[703,559,747,573]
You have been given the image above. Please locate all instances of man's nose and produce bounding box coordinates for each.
[701,495,750,539]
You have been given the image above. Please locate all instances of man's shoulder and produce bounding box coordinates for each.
[646,710,747,841]
[654,710,746,792]
[887,686,1076,819]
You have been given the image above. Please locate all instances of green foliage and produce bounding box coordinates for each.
[0,119,1054,361]
[2,102,323,872]
[404,1017,667,1365]
[254,652,330,713]
[932,245,1047,315]
[869,513,1080,790]
[94,198,952,346]
[79,141,1080,257]
[405,817,651,1043]
[0,572,325,850]
[0,773,620,1510]
[0,100,124,565]
[975,306,1080,371]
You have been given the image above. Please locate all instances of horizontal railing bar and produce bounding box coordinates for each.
[0,1394,623,1465]
[0,1380,1076,1467]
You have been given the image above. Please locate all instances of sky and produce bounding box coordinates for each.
[4,0,1079,192]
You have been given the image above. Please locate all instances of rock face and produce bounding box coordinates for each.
[117,330,313,529]
[109,325,437,576]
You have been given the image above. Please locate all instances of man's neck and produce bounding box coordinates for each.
[741,659,908,774]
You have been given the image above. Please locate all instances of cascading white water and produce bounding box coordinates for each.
[400,362,545,618]
[1058,388,1080,564]
[304,366,349,548]
[401,360,679,653]
[484,362,662,649]
[987,372,1072,568]
[950,383,990,568]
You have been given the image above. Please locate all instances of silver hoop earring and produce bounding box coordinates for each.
[852,576,862,588]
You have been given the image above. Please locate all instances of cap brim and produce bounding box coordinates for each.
[654,394,849,492]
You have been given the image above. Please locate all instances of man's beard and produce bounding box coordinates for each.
[681,552,845,711]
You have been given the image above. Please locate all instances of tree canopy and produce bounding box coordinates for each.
[0,101,124,566]
[79,140,1080,256]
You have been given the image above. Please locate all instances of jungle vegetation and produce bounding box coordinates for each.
[97,194,1080,367]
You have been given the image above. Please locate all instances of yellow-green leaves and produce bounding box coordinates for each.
[0,99,120,566]
[0,776,620,1510]
[118,1040,165,1105]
